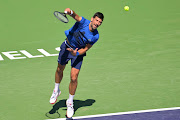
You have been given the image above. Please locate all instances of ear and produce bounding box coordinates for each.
[91,17,93,21]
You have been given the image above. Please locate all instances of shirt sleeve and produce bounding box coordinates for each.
[78,17,86,28]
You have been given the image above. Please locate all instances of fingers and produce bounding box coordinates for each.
[66,48,78,56]
[66,48,73,51]
[75,48,78,51]
[66,48,78,51]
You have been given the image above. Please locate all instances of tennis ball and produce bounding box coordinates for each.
[124,6,129,11]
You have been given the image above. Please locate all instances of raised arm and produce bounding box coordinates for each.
[64,8,82,22]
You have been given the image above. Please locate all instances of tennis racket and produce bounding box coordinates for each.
[54,11,69,23]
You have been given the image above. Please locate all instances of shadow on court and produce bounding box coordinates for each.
[45,99,96,119]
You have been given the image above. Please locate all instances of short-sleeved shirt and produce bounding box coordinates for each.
[64,17,99,49]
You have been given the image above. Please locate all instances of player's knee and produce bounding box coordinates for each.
[57,67,61,72]
[70,75,78,83]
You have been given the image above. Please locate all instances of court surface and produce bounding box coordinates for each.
[46,107,180,120]
[0,0,180,120]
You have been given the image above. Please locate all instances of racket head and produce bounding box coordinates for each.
[54,11,69,23]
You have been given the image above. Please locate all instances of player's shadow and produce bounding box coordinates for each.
[46,99,95,119]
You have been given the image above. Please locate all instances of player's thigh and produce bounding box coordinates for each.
[70,67,80,81]
[57,63,66,72]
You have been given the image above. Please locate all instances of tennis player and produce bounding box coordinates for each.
[49,8,104,118]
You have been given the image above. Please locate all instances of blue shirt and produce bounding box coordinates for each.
[65,17,99,49]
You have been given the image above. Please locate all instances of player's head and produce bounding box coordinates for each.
[90,12,104,31]
[93,12,104,21]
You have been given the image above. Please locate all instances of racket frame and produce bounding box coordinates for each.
[54,11,69,23]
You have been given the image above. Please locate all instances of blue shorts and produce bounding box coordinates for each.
[57,42,86,70]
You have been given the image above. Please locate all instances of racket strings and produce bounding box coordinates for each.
[54,11,68,23]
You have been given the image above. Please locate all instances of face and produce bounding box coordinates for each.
[90,16,103,30]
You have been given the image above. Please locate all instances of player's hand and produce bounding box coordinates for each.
[64,8,71,15]
[66,48,78,56]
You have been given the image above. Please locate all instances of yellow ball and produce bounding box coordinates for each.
[124,6,129,11]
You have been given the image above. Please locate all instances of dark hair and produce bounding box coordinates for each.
[93,12,104,21]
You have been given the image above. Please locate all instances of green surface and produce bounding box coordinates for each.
[0,0,180,120]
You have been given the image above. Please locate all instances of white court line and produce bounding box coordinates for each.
[46,107,180,120]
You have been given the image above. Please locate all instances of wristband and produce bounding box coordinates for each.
[70,10,73,15]
[64,11,68,14]
[76,52,79,56]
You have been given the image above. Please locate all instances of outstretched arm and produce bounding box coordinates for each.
[64,8,82,22]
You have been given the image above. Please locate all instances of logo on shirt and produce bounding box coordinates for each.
[88,39,91,42]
